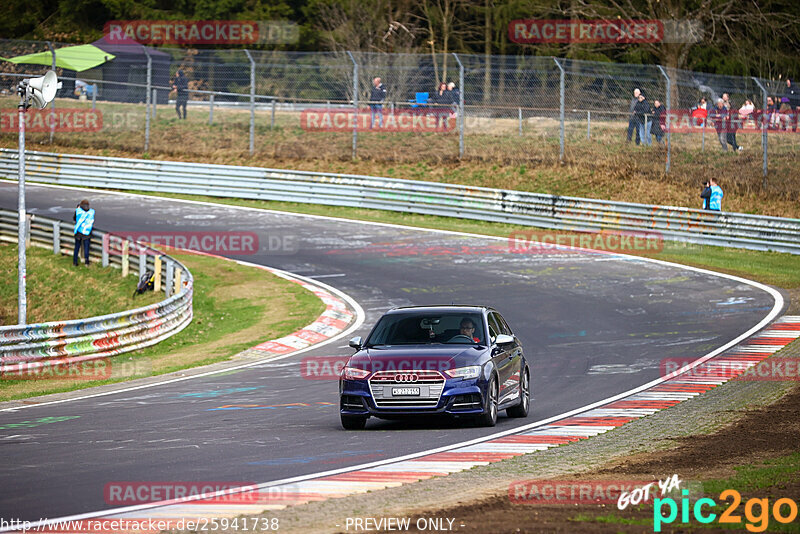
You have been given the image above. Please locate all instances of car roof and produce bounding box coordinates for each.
[385,305,493,315]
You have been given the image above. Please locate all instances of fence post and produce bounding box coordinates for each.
[121,241,129,277]
[701,117,705,151]
[102,234,109,267]
[553,58,565,162]
[518,108,522,136]
[657,65,671,173]
[244,49,256,155]
[453,53,465,158]
[209,93,214,125]
[152,89,157,119]
[144,48,152,153]
[174,267,182,295]
[138,251,146,278]
[52,221,60,254]
[346,51,358,160]
[587,110,591,139]
[154,255,162,292]
[271,98,276,129]
[91,85,96,110]
[165,260,174,297]
[47,42,56,144]
[752,77,769,186]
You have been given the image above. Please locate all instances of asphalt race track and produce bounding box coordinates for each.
[0,182,782,522]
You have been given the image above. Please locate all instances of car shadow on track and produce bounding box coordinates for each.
[353,414,522,431]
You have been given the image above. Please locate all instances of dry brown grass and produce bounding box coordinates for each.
[1,96,798,218]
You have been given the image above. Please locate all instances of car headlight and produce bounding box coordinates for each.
[444,366,481,380]
[342,366,370,380]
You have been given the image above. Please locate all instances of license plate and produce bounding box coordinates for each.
[392,387,420,396]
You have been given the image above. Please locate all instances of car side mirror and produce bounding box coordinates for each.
[348,336,362,350]
[495,334,514,345]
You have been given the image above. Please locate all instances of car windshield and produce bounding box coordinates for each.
[365,312,486,346]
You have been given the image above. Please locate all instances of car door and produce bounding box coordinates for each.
[495,312,523,399]
[488,312,514,403]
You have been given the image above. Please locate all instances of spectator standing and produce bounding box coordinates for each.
[173,70,188,120]
[784,78,800,132]
[691,97,708,129]
[700,181,711,210]
[709,98,731,151]
[73,199,95,266]
[633,93,650,146]
[626,88,641,142]
[721,93,742,151]
[708,178,723,211]
[651,99,665,144]
[447,82,460,113]
[369,77,387,129]
[431,82,448,106]
[738,99,755,128]
[765,96,778,129]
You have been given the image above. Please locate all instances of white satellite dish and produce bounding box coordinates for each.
[26,71,59,109]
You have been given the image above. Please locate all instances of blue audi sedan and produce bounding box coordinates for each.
[339,305,530,430]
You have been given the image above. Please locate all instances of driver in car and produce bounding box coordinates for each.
[452,318,480,343]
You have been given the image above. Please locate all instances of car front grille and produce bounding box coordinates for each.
[368,370,445,408]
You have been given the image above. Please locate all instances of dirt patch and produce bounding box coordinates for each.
[396,382,800,533]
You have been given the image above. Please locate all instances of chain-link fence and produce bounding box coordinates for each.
[1,38,798,183]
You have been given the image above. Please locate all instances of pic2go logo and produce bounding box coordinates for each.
[654,489,798,532]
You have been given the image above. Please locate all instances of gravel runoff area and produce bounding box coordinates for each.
[192,339,800,534]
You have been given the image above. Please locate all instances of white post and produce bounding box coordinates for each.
[17,96,27,324]
[244,49,256,155]
[52,221,60,254]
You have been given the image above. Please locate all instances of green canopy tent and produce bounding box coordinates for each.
[2,44,114,72]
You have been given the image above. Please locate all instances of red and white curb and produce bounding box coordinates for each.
[29,315,794,530]
[241,263,355,356]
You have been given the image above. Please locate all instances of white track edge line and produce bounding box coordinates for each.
[0,178,785,529]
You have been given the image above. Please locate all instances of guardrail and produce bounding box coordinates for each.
[0,207,193,369]
[1,149,799,254]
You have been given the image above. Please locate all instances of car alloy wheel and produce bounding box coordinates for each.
[477,376,498,427]
[507,368,529,418]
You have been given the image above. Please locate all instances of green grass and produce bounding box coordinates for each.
[703,452,800,495]
[570,513,651,526]
[0,243,162,325]
[0,247,325,401]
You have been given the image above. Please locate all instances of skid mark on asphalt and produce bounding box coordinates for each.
[176,387,264,399]
[208,402,336,411]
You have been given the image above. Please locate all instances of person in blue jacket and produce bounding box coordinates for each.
[708,178,723,211]
[73,199,95,266]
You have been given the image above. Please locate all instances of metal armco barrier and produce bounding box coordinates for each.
[1,149,799,254]
[0,208,193,368]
